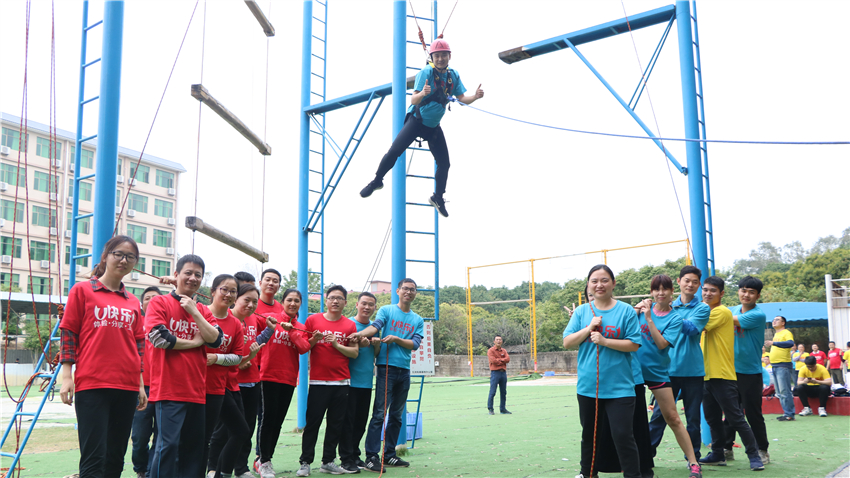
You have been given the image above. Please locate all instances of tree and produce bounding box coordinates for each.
[280,270,322,295]
[23,316,57,358]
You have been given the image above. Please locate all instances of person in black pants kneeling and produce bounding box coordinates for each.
[795,356,833,417]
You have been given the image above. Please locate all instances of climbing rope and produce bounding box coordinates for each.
[191,0,208,254]
[438,0,459,39]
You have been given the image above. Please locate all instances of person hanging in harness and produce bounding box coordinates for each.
[359,38,484,218]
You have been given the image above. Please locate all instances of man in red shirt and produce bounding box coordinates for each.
[296,285,359,477]
[826,341,845,386]
[252,268,282,471]
[145,255,223,478]
[810,344,827,366]
[487,335,511,415]
[131,286,163,478]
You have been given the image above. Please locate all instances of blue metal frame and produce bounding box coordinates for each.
[627,16,674,110]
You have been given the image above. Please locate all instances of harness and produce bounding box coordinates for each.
[412,66,455,121]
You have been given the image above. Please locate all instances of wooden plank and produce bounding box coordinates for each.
[244,0,275,37]
[191,84,272,156]
[185,216,269,263]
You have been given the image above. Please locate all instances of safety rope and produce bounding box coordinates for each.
[192,0,208,255]
[438,0,459,39]
[587,300,601,478]
[260,1,271,261]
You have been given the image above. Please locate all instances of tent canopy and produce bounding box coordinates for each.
[759,302,827,328]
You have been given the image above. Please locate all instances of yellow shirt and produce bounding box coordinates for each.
[792,351,809,371]
[701,305,736,381]
[799,364,829,386]
[769,329,794,364]
[844,350,850,363]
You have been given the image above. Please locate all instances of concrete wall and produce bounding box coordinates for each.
[434,351,577,377]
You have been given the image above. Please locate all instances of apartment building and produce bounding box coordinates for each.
[0,112,186,301]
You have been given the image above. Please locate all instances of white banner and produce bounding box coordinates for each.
[410,320,435,376]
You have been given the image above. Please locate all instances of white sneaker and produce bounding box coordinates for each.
[296,463,311,477]
[235,473,255,478]
[319,461,346,474]
[259,461,276,478]
[799,407,813,416]
[818,407,828,417]
[207,472,217,478]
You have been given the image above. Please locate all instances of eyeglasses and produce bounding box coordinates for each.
[327,296,346,303]
[218,287,237,296]
[400,287,417,293]
[111,251,138,263]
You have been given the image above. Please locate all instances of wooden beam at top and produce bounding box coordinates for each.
[185,216,269,263]
[191,84,272,156]
[244,0,275,37]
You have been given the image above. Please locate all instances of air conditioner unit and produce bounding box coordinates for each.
[166,247,174,255]
[127,209,136,217]
[64,230,72,238]
[40,260,50,269]
[49,193,58,201]
[115,206,121,215]
[116,175,125,184]
[167,218,176,226]
[0,145,10,155]
[75,264,82,274]
[0,182,7,192]
[1,255,11,264]
[52,159,62,168]
[0,218,5,228]
[67,196,74,205]
[167,188,176,196]
[129,178,137,186]
[49,227,58,236]
[69,162,75,171]
[131,272,140,280]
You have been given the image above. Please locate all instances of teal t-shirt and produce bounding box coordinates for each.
[374,305,425,370]
[348,318,376,389]
[631,353,644,386]
[636,306,682,383]
[731,304,767,375]
[563,301,641,399]
[407,65,466,128]
[667,297,711,377]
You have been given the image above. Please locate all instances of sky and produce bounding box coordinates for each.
[0,0,847,293]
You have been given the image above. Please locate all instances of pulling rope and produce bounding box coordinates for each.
[587,300,601,478]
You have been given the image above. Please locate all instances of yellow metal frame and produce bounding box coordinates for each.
[465,239,690,377]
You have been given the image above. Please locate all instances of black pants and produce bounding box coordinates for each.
[75,388,138,478]
[648,375,703,460]
[794,384,830,408]
[339,386,372,465]
[487,370,508,411]
[203,393,225,472]
[259,381,295,463]
[234,384,262,474]
[375,113,450,196]
[703,379,759,457]
[300,384,349,465]
[150,400,206,478]
[723,373,768,451]
[255,384,263,459]
[577,394,641,478]
[207,390,251,477]
[131,385,157,474]
[595,385,654,476]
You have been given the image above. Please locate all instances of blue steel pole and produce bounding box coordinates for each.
[675,1,709,278]
[91,0,123,264]
[70,0,89,291]
[296,0,313,430]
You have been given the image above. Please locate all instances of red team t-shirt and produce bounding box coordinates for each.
[827,348,843,369]
[259,313,311,386]
[810,350,827,366]
[145,292,217,404]
[253,299,282,370]
[59,280,144,393]
[236,314,263,385]
[304,313,356,382]
[205,310,244,395]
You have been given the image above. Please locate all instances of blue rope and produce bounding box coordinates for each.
[447,98,849,146]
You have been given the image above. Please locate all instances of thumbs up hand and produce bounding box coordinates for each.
[474,84,484,100]
[421,79,431,96]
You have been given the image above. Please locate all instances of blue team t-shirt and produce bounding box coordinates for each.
[667,297,711,377]
[563,301,641,399]
[731,304,767,375]
[407,65,466,128]
[348,318,377,389]
[636,306,682,383]
[373,305,425,370]
[631,353,644,386]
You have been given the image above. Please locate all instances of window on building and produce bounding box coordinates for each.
[155,170,175,189]
[31,206,56,228]
[1,200,24,223]
[1,273,20,291]
[65,246,90,268]
[117,161,122,176]
[80,149,94,169]
[34,171,58,193]
[137,257,146,273]
[153,229,172,248]
[127,224,146,244]
[154,199,173,218]
[30,241,56,262]
[128,193,148,213]
[67,179,92,201]
[129,164,150,183]
[1,236,22,258]
[152,259,171,277]
[27,276,51,295]
[35,137,61,160]
[126,287,144,301]
[65,212,91,235]
[1,127,26,150]
[0,163,26,187]
[63,279,69,295]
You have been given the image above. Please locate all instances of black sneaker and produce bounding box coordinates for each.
[500,409,512,414]
[429,194,448,217]
[340,462,360,474]
[360,178,383,198]
[383,456,409,468]
[362,457,383,473]
[488,409,494,415]
[355,459,366,469]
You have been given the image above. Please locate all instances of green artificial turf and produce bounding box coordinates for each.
[2,378,848,477]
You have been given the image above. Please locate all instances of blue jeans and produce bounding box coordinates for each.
[365,365,410,460]
[487,370,507,411]
[131,386,157,475]
[772,365,795,417]
[648,375,702,460]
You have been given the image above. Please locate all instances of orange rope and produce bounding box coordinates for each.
[587,300,601,478]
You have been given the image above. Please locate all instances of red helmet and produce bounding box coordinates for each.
[429,39,451,55]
